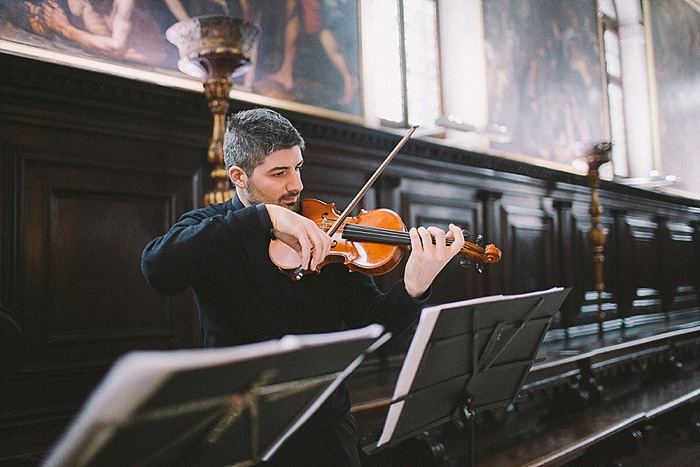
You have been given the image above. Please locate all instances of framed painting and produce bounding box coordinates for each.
[481,0,606,166]
[645,0,700,196]
[0,0,363,120]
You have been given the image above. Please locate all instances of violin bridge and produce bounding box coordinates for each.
[320,217,332,232]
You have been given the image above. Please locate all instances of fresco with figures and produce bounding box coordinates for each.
[0,0,362,117]
[649,0,700,195]
[482,0,605,165]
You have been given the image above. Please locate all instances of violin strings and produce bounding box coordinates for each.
[341,223,483,253]
[342,224,409,245]
[316,218,483,253]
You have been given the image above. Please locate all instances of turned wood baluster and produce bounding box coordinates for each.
[203,78,234,205]
[583,142,612,332]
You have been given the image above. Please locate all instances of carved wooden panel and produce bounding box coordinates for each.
[660,219,699,311]
[616,215,663,317]
[696,222,700,299]
[498,201,555,294]
[0,147,11,310]
[22,156,199,366]
[1,148,200,459]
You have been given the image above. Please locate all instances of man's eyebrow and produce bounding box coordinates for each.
[265,159,303,173]
[266,161,303,172]
[266,165,290,172]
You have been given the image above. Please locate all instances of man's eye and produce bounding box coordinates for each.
[272,172,284,177]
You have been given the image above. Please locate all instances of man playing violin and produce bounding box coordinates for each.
[141,108,465,466]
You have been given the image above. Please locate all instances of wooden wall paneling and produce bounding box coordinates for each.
[616,214,663,319]
[696,222,700,302]
[1,145,16,313]
[23,157,199,364]
[2,151,201,444]
[0,57,209,456]
[612,209,633,321]
[553,199,577,327]
[498,195,556,295]
[659,218,699,312]
[398,179,486,305]
[477,190,504,298]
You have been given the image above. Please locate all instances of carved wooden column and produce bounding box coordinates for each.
[166,16,260,205]
[581,142,612,332]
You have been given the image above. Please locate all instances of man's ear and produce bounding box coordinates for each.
[228,166,247,188]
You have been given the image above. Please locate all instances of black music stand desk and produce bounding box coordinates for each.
[364,287,570,462]
[45,325,389,467]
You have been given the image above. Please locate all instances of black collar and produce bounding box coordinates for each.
[231,193,246,210]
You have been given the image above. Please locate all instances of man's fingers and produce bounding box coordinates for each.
[413,224,465,261]
[301,218,331,271]
[426,227,446,254]
[417,227,433,253]
[296,230,313,270]
[449,223,465,255]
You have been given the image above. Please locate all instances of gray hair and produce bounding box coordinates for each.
[224,108,305,175]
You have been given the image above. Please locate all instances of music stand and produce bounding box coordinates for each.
[364,288,570,465]
[45,325,390,467]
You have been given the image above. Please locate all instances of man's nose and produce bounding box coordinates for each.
[288,171,303,192]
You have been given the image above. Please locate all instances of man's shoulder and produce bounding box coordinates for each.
[181,198,236,220]
[205,198,237,215]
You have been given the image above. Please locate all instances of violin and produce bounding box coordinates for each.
[269,199,502,280]
[268,126,502,280]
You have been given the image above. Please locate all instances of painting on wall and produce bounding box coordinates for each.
[647,0,700,196]
[0,0,363,119]
[482,0,605,165]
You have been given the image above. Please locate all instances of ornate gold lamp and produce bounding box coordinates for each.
[579,142,612,332]
[166,16,260,204]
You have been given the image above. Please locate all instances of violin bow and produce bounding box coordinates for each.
[326,125,419,237]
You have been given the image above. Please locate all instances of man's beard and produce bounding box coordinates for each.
[245,180,301,212]
[286,196,302,213]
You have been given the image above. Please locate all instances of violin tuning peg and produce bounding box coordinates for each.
[476,234,484,246]
[459,257,471,269]
[475,262,483,274]
[461,229,471,239]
